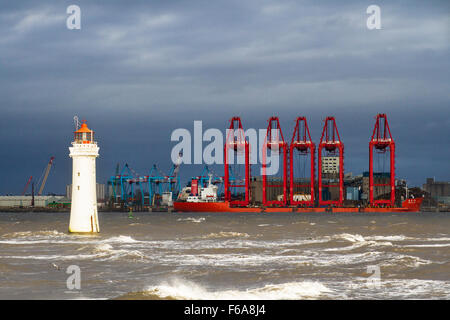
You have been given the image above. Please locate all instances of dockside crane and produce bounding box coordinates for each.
[224,116,250,206]
[290,117,315,207]
[22,176,33,195]
[167,151,183,197]
[262,116,288,207]
[318,117,344,207]
[369,114,395,207]
[37,157,55,196]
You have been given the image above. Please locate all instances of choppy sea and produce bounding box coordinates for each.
[0,211,449,299]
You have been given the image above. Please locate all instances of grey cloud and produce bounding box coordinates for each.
[0,0,448,193]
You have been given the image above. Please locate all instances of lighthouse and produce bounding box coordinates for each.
[69,120,100,233]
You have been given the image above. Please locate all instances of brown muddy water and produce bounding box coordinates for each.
[0,211,449,299]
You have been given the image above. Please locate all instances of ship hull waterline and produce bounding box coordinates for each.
[173,198,423,213]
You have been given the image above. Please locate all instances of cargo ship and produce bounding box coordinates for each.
[173,199,423,213]
[174,114,423,213]
[173,177,423,213]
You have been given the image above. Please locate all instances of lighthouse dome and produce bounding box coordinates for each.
[74,120,94,143]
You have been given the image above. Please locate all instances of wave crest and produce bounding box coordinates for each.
[143,278,332,300]
[201,232,250,239]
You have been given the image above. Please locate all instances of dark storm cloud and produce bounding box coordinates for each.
[0,0,448,194]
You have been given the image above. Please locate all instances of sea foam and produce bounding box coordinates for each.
[144,278,332,300]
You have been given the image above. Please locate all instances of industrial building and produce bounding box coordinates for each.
[361,172,391,200]
[423,178,450,204]
[0,195,67,208]
[321,157,340,174]
[107,161,181,209]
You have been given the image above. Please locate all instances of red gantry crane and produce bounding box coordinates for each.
[290,117,315,207]
[318,117,344,207]
[369,114,395,207]
[262,116,288,207]
[224,117,250,207]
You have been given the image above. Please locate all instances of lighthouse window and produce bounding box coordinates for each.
[78,172,80,176]
[77,186,80,190]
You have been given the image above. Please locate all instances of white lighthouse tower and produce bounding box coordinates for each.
[69,120,100,233]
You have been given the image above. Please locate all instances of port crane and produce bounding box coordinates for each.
[224,117,250,206]
[37,157,55,196]
[22,176,33,195]
[167,151,182,196]
[318,117,344,207]
[369,114,395,207]
[262,116,288,207]
[290,117,315,207]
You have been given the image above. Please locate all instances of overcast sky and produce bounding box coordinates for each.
[0,0,448,195]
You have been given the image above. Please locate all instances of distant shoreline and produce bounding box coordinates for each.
[0,207,448,213]
[0,207,119,213]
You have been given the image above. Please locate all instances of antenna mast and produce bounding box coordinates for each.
[73,116,80,131]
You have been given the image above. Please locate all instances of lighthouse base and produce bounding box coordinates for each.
[69,209,100,233]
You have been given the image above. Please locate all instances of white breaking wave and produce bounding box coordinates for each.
[93,243,146,261]
[1,230,66,238]
[420,237,450,242]
[334,233,366,243]
[380,279,450,299]
[177,217,206,223]
[324,233,393,251]
[353,278,450,299]
[2,243,146,262]
[100,235,140,244]
[200,232,250,239]
[1,253,109,261]
[403,243,450,248]
[0,234,141,246]
[379,254,432,268]
[144,278,332,300]
[364,235,410,241]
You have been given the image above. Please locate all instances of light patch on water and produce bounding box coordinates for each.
[380,279,450,299]
[364,235,410,241]
[421,237,450,242]
[100,235,141,244]
[1,230,66,238]
[402,243,450,248]
[177,217,206,223]
[0,234,141,246]
[324,233,393,251]
[2,245,146,262]
[379,254,432,268]
[200,232,250,239]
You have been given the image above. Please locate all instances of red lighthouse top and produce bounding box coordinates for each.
[74,120,94,144]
